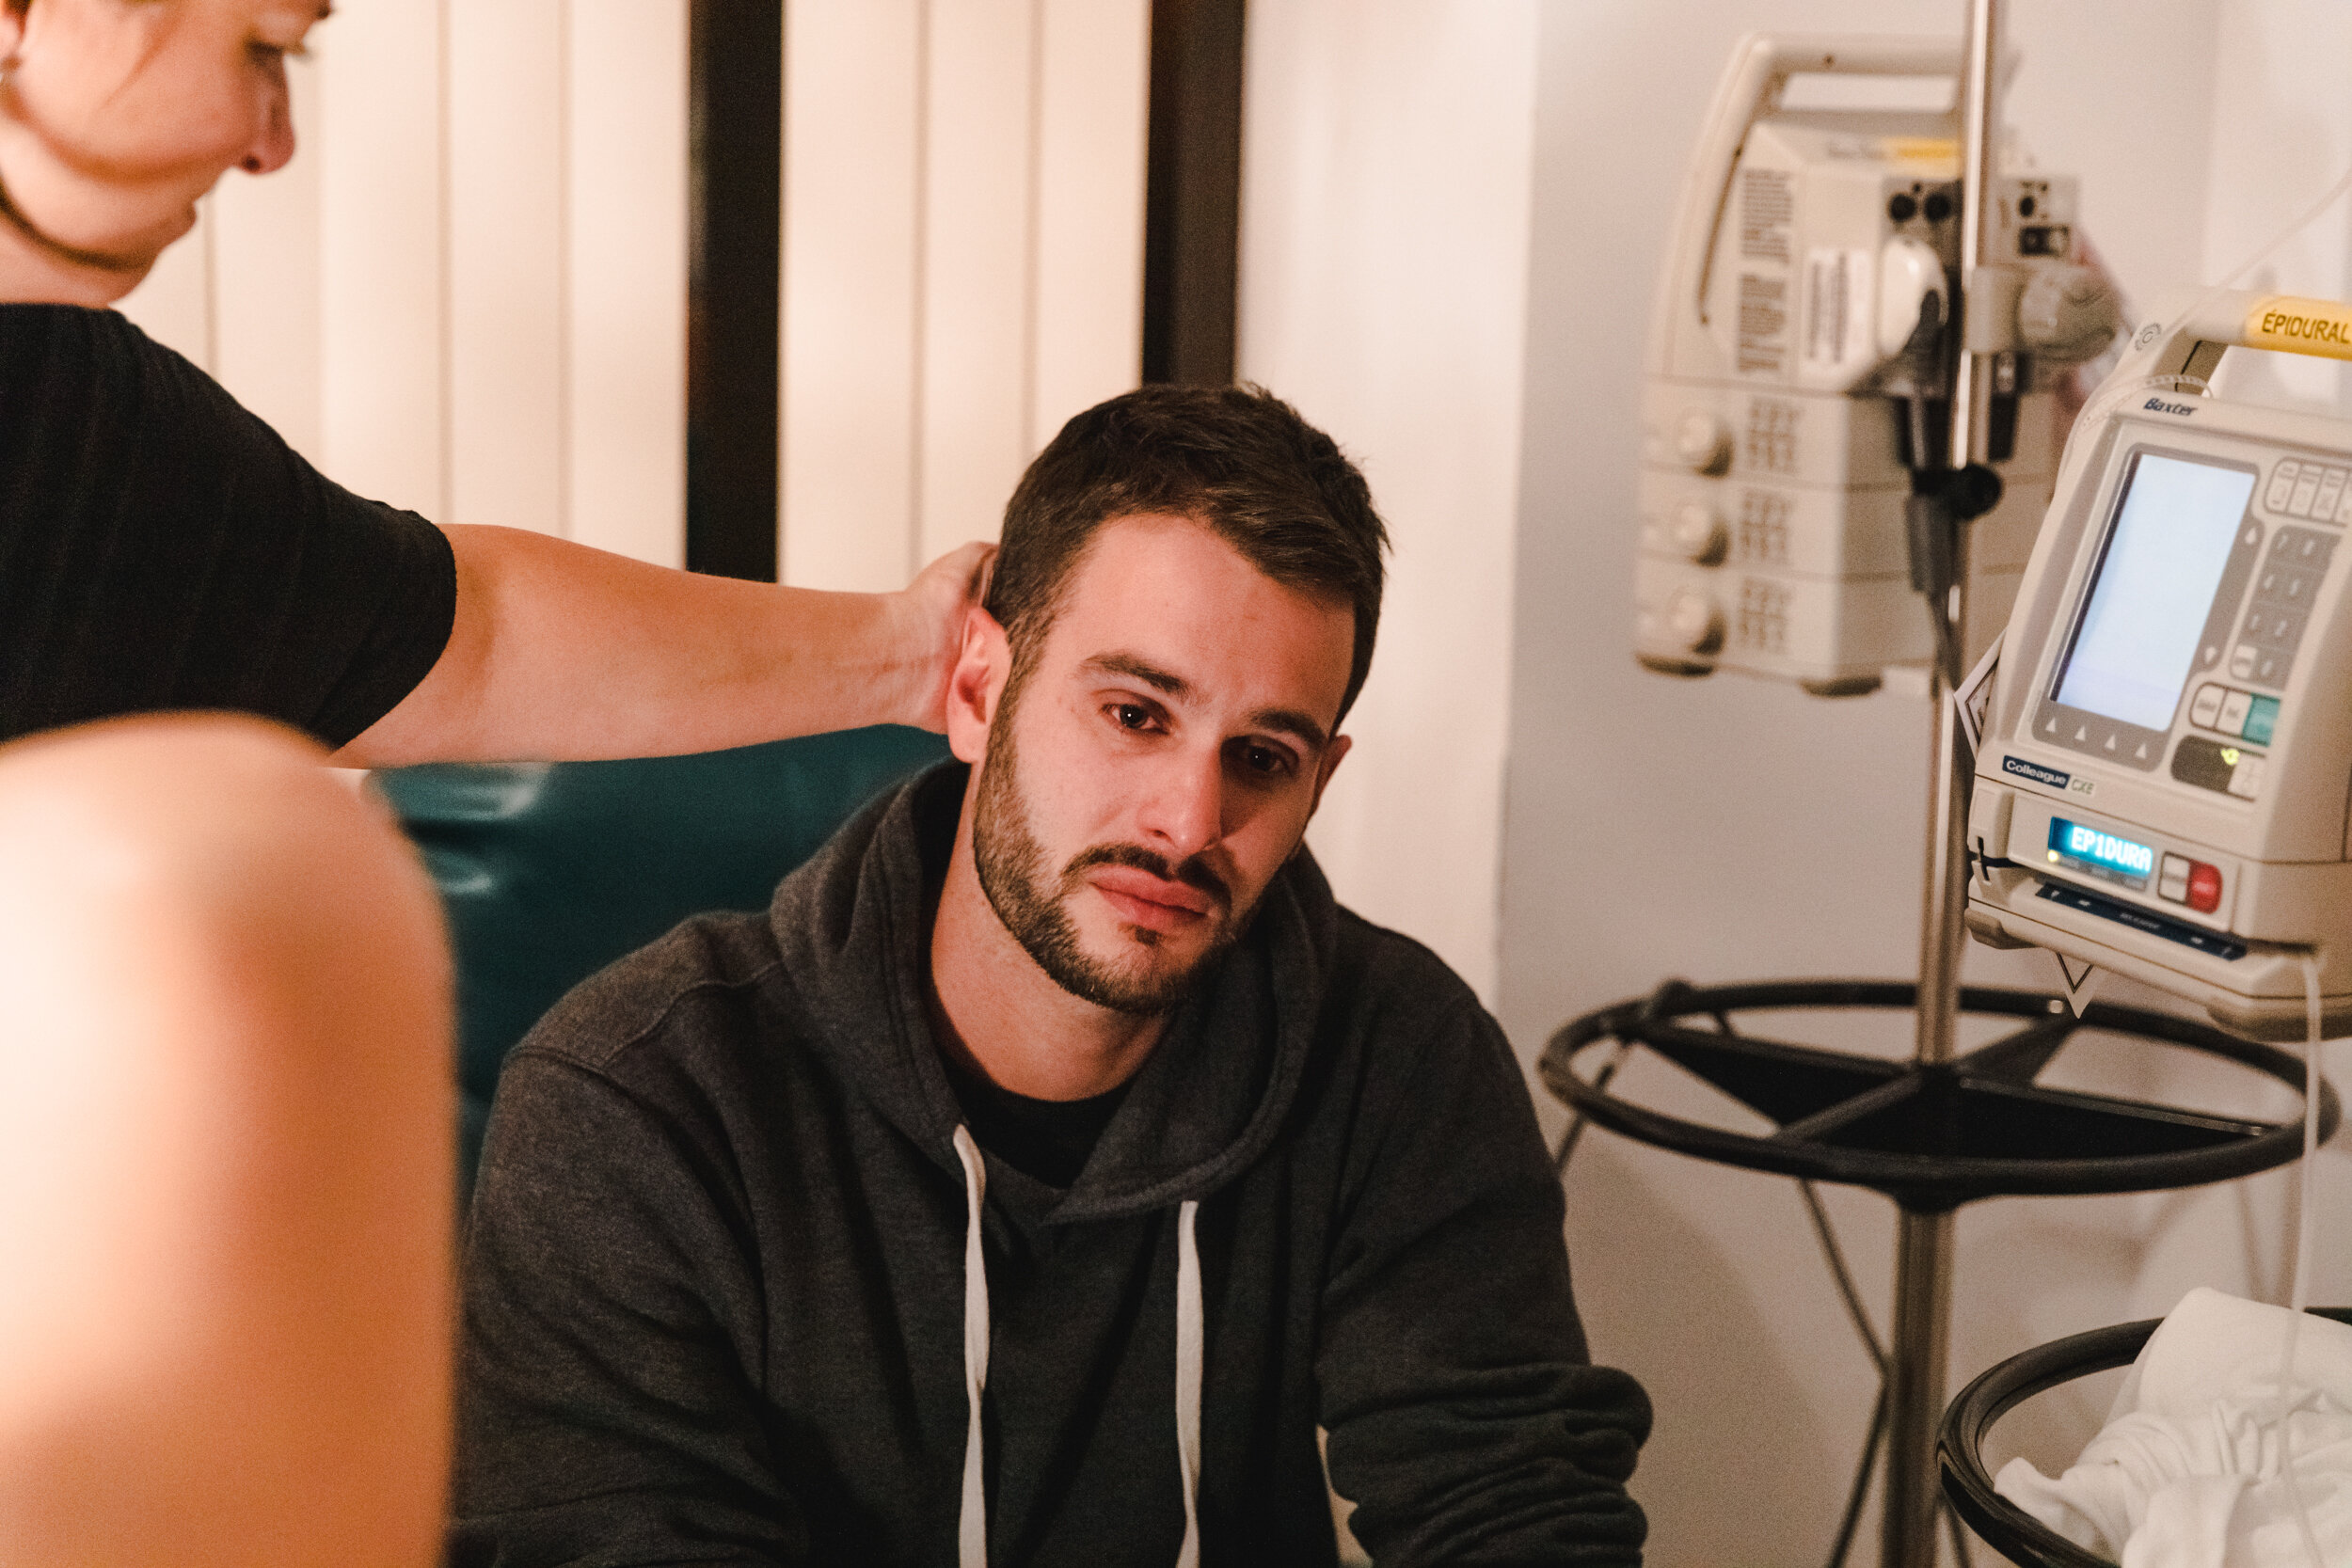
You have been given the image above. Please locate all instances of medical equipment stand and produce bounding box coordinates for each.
[1884,1,2006,1560]
[1548,5,2340,1565]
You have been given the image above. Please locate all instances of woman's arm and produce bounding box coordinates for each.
[334,528,992,768]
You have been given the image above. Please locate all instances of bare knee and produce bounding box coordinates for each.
[0,715,453,1567]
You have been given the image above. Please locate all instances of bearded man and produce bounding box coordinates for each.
[452,385,1651,1568]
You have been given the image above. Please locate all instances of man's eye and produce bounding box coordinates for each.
[1112,704,1154,731]
[1233,741,1293,777]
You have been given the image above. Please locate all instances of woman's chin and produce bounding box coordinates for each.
[70,205,193,281]
[119,201,200,263]
[0,191,195,281]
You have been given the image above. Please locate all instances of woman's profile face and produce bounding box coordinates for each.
[0,0,327,281]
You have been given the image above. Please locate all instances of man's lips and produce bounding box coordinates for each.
[1087,864,1217,927]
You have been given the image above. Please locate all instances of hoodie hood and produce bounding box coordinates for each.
[767,761,1339,1224]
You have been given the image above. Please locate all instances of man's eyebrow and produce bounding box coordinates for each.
[1083,652,1330,752]
[1083,652,1188,697]
[1248,706,1329,752]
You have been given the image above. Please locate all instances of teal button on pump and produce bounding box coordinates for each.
[2245,693,2280,747]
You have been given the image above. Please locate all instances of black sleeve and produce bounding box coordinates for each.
[453,1048,811,1567]
[1317,999,1651,1567]
[0,306,456,748]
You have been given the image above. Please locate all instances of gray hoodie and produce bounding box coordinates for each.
[453,764,1649,1567]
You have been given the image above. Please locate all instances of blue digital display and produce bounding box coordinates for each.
[2047,816,2156,887]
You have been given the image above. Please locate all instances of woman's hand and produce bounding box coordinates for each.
[888,542,996,732]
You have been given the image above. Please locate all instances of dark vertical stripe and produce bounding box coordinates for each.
[1143,0,1247,387]
[686,0,783,581]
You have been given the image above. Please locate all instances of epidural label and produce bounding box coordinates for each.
[2245,295,2352,362]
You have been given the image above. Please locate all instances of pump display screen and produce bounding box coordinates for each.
[2047,816,2155,889]
[2053,452,2257,730]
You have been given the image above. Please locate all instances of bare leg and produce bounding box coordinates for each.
[0,716,452,1568]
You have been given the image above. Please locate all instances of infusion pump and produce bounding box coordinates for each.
[1637,35,2114,695]
[1966,291,2352,1039]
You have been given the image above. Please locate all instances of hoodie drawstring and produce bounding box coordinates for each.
[953,1128,992,1568]
[1173,1196,1202,1568]
[951,1126,1205,1568]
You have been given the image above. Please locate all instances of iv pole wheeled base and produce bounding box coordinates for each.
[1540,978,2338,1568]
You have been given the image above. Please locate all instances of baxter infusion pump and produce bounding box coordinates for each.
[1966,291,2352,1039]
[1637,35,2117,694]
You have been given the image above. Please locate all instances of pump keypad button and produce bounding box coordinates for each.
[2228,527,2338,689]
[2187,682,2280,743]
[2318,469,2349,518]
[2265,460,2352,518]
[2273,527,2336,565]
[2265,461,2299,513]
[2170,732,2265,800]
[2290,468,2325,515]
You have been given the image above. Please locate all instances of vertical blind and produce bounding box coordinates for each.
[117,0,1158,584]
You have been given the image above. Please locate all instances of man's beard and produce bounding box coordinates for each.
[971,695,1243,1016]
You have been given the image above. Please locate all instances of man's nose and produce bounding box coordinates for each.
[1136,749,1223,863]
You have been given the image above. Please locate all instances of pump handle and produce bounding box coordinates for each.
[1663,34,1962,361]
[2127,290,2352,387]
[2035,290,2352,595]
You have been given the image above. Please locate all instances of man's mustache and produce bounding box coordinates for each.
[1061,842,1232,911]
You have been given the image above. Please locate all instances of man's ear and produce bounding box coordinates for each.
[1306,734,1351,816]
[945,606,1009,765]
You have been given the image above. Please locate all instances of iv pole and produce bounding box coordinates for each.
[1882,0,2002,1561]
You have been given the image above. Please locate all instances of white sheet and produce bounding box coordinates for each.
[1994,1289,2352,1567]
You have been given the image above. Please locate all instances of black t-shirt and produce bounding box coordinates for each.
[937,1047,1131,1189]
[0,304,457,748]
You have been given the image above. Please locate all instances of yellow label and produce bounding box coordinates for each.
[1883,136,1959,172]
[2245,295,2352,360]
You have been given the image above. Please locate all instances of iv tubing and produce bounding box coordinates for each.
[2280,952,2326,1568]
[2059,153,2352,474]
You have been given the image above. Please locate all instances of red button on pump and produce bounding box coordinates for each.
[2186,861,2223,914]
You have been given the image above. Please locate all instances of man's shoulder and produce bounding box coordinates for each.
[1307,902,1518,1095]
[517,908,790,1081]
[1327,903,1486,1024]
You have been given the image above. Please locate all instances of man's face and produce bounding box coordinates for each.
[955,514,1355,1014]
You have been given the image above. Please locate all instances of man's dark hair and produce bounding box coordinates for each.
[987,384,1390,723]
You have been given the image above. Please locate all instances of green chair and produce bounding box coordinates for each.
[375,727,951,1196]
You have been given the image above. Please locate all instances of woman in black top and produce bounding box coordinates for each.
[0,5,988,1561]
[0,0,987,759]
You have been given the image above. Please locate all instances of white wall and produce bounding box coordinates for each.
[1502,2,2352,1563]
[1242,0,1541,1003]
